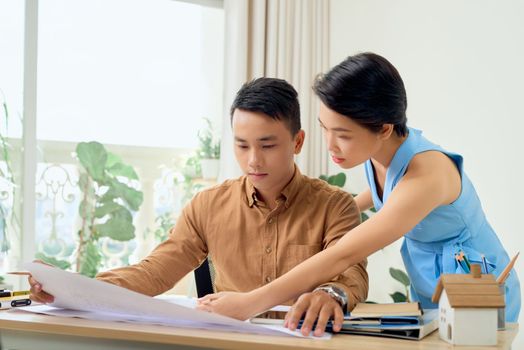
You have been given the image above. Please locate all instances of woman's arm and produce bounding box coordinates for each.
[200,151,461,321]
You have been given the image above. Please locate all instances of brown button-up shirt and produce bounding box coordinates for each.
[97,166,368,311]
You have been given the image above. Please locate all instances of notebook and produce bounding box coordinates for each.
[350,302,422,318]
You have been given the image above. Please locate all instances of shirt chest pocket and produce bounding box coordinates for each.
[280,244,321,275]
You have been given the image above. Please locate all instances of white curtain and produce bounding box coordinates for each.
[219,0,330,181]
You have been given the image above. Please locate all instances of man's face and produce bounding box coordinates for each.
[232,109,304,194]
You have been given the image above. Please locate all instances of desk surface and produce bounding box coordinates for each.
[0,310,518,350]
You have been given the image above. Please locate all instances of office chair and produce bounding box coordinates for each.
[194,258,214,298]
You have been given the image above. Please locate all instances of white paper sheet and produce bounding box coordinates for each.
[23,262,329,339]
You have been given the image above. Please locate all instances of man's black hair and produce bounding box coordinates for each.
[230,77,301,135]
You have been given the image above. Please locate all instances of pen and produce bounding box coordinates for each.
[497,252,520,284]
[481,254,489,274]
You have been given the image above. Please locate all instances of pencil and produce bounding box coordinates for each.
[7,271,31,276]
[497,252,520,284]
[481,254,489,274]
[455,254,470,273]
[0,290,31,298]
[460,251,471,270]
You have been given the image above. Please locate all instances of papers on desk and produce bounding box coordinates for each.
[17,262,330,339]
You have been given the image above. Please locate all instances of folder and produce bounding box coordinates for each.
[328,309,438,340]
[297,302,437,340]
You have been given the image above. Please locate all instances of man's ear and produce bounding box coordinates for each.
[379,124,394,140]
[294,130,305,154]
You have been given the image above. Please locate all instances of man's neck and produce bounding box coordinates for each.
[254,169,295,210]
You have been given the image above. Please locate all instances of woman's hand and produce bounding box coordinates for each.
[196,291,258,320]
[28,259,55,303]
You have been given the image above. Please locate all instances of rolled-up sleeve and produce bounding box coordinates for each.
[96,192,209,296]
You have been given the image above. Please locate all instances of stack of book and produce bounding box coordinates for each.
[325,302,438,340]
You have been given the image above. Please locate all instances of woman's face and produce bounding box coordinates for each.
[318,102,383,169]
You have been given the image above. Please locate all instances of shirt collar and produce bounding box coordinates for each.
[244,164,303,208]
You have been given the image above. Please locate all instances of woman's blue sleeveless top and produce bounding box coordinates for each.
[364,128,520,321]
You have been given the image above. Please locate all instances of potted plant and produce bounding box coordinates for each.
[197,118,220,180]
[36,142,144,277]
[0,97,21,272]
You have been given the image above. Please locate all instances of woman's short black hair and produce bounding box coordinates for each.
[230,77,301,136]
[313,52,408,137]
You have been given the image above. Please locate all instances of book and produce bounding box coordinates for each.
[350,302,422,318]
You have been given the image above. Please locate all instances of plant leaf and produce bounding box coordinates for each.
[95,208,135,241]
[78,241,102,277]
[94,202,126,218]
[104,178,143,211]
[390,292,408,303]
[35,252,71,270]
[107,162,139,180]
[105,152,122,168]
[390,267,411,286]
[76,142,107,182]
[329,172,346,187]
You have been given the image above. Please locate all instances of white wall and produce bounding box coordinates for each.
[330,0,524,327]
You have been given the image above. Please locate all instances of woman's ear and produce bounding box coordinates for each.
[379,124,395,140]
[294,130,306,154]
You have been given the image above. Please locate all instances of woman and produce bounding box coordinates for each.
[198,53,521,336]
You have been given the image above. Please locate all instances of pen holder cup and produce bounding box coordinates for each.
[497,283,505,331]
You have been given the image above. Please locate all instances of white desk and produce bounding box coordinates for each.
[0,311,518,350]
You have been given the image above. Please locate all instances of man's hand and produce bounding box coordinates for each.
[28,260,55,304]
[196,291,258,320]
[284,290,344,337]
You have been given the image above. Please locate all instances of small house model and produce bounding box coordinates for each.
[432,264,504,346]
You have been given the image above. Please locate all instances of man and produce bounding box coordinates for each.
[30,78,368,319]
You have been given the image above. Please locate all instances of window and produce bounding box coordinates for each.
[0,0,25,275]
[0,0,224,281]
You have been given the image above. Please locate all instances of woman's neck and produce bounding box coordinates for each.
[371,133,408,172]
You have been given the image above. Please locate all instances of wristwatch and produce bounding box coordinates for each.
[314,285,348,311]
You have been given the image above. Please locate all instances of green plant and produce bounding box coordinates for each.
[39,142,144,277]
[145,211,176,243]
[389,267,411,302]
[171,153,205,204]
[319,173,347,187]
[75,141,143,277]
[197,118,220,159]
[0,97,21,255]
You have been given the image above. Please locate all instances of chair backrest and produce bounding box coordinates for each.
[194,258,214,298]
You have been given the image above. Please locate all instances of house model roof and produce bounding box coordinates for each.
[432,266,505,308]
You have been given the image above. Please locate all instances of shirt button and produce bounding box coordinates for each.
[266,247,272,254]
[266,276,272,283]
[268,218,274,224]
